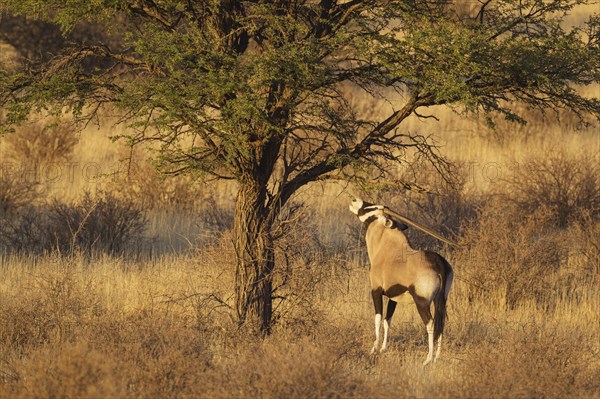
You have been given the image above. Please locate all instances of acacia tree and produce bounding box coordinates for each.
[1,0,599,333]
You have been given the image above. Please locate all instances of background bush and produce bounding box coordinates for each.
[501,152,600,228]
[0,191,146,256]
[4,122,78,168]
[0,166,39,214]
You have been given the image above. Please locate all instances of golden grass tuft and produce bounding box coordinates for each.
[0,247,598,398]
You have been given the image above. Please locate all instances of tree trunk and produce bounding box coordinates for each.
[233,180,275,334]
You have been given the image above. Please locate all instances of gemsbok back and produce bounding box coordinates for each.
[349,198,454,365]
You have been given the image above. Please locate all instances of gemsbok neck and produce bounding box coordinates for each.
[363,215,378,229]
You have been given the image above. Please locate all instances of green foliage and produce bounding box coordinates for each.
[0,0,123,33]
[1,2,597,183]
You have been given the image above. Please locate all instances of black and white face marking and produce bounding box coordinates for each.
[349,198,365,215]
[349,198,385,224]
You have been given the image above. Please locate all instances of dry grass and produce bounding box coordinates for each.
[0,239,598,398]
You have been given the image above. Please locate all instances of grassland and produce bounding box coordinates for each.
[0,236,598,398]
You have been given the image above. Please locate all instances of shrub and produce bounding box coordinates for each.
[501,152,600,227]
[0,164,39,214]
[455,201,569,309]
[4,121,78,167]
[0,205,52,252]
[48,191,146,255]
[0,192,146,255]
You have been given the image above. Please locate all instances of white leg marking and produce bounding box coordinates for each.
[435,332,443,362]
[423,319,434,366]
[380,318,391,352]
[371,313,382,355]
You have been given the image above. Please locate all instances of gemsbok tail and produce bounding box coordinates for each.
[434,257,453,342]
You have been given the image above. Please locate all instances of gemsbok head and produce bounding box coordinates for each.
[349,198,454,365]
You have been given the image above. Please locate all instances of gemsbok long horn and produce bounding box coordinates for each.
[382,207,461,247]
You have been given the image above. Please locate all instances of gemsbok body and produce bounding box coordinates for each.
[349,199,454,365]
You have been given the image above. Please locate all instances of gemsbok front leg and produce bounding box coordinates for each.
[380,299,397,352]
[371,288,384,354]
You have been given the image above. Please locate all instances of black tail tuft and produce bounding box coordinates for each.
[433,257,453,342]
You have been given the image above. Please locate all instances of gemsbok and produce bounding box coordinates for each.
[349,198,454,365]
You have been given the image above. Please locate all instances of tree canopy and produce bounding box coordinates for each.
[1,0,599,332]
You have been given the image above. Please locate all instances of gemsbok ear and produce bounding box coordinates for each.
[383,218,394,228]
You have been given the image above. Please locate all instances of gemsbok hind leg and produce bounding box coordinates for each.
[435,333,443,361]
[414,297,435,366]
